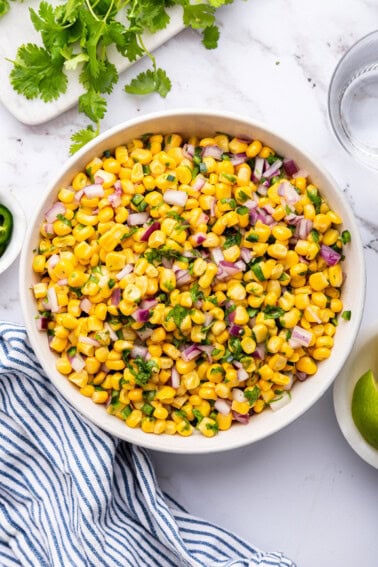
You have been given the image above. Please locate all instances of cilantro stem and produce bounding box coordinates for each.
[85,0,100,21]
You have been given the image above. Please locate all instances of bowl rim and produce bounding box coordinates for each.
[19,108,366,453]
[333,320,378,469]
[0,188,26,275]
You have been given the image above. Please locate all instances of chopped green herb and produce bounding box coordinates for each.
[263,306,285,319]
[246,232,259,242]
[224,230,242,249]
[56,213,72,227]
[310,229,319,243]
[166,304,191,327]
[129,356,158,386]
[108,278,116,289]
[307,187,322,213]
[238,190,249,203]
[193,408,204,423]
[341,230,351,244]
[244,386,261,405]
[341,310,351,321]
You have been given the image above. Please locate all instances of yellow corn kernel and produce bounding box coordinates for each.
[328,264,343,287]
[182,371,201,391]
[227,283,246,301]
[266,335,283,354]
[313,214,332,233]
[231,400,250,415]
[267,243,288,260]
[176,420,193,437]
[33,255,46,273]
[240,336,256,354]
[316,336,334,349]
[153,405,169,420]
[296,356,317,375]
[56,357,72,375]
[252,399,265,413]
[198,263,218,288]
[216,412,232,431]
[91,389,108,404]
[141,417,155,434]
[312,347,331,360]
[268,354,287,372]
[233,305,249,325]
[126,410,143,428]
[197,417,218,437]
[49,336,68,353]
[164,421,177,435]
[155,386,176,402]
[33,282,48,299]
[252,323,268,343]
[246,140,262,158]
[272,225,292,241]
[295,176,307,191]
[309,272,329,291]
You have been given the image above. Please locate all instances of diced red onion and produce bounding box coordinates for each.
[57,279,68,286]
[131,345,148,358]
[193,232,207,245]
[264,159,283,178]
[237,367,249,382]
[104,322,118,341]
[204,313,213,327]
[141,221,161,242]
[211,247,224,263]
[182,143,195,159]
[270,392,291,412]
[171,368,181,389]
[285,213,302,225]
[197,345,214,361]
[295,218,313,239]
[253,157,265,181]
[45,202,66,223]
[108,183,122,208]
[83,184,104,199]
[136,328,154,341]
[289,325,313,348]
[257,184,268,196]
[176,270,193,286]
[111,288,121,306]
[214,399,231,415]
[198,212,209,225]
[47,254,59,270]
[293,168,309,179]
[283,158,299,177]
[44,223,54,235]
[240,247,252,263]
[230,324,243,337]
[131,308,150,323]
[219,260,244,275]
[320,244,341,266]
[228,308,236,323]
[79,335,100,347]
[80,297,92,314]
[296,371,308,382]
[278,181,301,204]
[37,317,49,331]
[209,197,216,217]
[232,388,247,402]
[181,345,202,361]
[253,343,266,359]
[163,190,188,207]
[201,145,223,160]
[47,287,59,313]
[140,298,158,310]
[230,153,247,166]
[74,189,84,202]
[244,199,257,210]
[127,212,149,226]
[232,410,250,424]
[192,175,206,191]
[282,373,294,391]
[71,354,86,372]
[116,264,133,280]
[234,259,246,271]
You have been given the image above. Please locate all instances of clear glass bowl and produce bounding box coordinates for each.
[328,30,378,169]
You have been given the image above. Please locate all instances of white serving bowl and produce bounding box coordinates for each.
[19,110,366,454]
[0,188,26,275]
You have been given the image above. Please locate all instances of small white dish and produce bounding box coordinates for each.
[0,189,26,275]
[333,321,378,469]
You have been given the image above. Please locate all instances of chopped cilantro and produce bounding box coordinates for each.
[307,187,322,213]
[224,230,242,249]
[244,386,261,405]
[263,306,285,319]
[193,408,204,423]
[190,282,204,303]
[166,304,191,327]
[129,356,158,386]
[108,278,116,289]
[310,229,319,243]
[246,232,259,242]
[56,213,71,227]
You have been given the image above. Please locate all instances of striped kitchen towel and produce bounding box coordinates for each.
[0,323,295,567]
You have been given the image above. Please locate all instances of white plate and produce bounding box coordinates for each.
[333,322,378,469]
[0,2,184,125]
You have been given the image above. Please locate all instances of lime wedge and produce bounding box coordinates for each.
[351,369,378,449]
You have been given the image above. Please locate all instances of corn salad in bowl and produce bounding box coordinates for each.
[20,111,364,453]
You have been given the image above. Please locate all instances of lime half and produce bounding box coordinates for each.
[351,369,378,450]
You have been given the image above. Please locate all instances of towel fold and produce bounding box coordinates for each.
[0,323,295,567]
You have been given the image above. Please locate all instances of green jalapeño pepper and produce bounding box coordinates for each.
[0,204,13,256]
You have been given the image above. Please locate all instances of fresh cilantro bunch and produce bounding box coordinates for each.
[7,0,237,153]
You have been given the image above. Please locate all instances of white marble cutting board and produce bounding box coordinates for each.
[0,1,184,125]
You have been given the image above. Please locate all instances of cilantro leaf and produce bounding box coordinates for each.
[166,305,191,328]
[244,386,261,405]
[79,89,107,122]
[69,124,98,154]
[125,67,172,98]
[129,356,158,386]
[10,43,67,102]
[183,4,216,30]
[80,59,118,94]
[0,0,10,18]
[202,25,220,49]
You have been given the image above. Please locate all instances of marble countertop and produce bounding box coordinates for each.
[1,1,378,566]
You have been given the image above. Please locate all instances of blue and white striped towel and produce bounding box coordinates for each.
[0,323,295,567]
